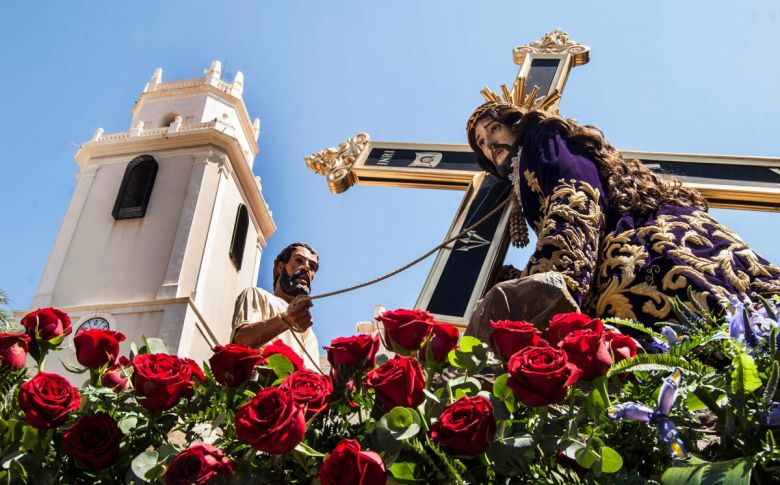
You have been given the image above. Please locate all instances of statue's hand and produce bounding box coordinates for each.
[284,295,313,332]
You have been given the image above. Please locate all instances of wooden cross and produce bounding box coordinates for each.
[305,30,780,327]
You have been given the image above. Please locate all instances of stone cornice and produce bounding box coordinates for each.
[75,128,276,242]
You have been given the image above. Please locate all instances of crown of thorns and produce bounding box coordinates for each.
[466,75,560,137]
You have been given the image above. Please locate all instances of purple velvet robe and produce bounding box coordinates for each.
[514,130,780,325]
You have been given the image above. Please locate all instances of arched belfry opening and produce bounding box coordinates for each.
[229,204,249,270]
[112,155,158,220]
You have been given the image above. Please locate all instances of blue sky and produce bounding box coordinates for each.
[1,1,779,349]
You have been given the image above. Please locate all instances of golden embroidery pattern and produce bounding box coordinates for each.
[524,179,603,302]
[595,209,780,322]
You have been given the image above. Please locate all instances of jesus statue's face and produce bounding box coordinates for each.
[473,117,518,175]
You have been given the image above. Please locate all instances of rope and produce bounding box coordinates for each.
[309,195,512,300]
[280,195,512,375]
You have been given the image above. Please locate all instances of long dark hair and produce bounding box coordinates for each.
[467,104,708,213]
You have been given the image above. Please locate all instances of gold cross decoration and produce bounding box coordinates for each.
[305,29,780,327]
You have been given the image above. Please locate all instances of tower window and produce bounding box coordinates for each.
[229,204,249,270]
[112,155,158,220]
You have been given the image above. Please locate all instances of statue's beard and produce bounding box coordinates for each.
[279,267,311,296]
[493,143,516,179]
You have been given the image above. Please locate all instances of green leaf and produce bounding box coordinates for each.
[731,352,761,395]
[597,446,623,474]
[382,407,421,440]
[19,426,38,452]
[607,353,710,377]
[585,376,610,420]
[130,450,159,482]
[605,317,665,341]
[266,354,295,379]
[661,457,754,485]
[294,442,324,458]
[119,415,139,434]
[60,358,88,374]
[447,375,481,398]
[575,446,600,469]
[0,450,24,470]
[389,461,419,481]
[488,435,535,477]
[763,360,779,403]
[459,336,482,352]
[144,337,168,354]
[492,373,515,413]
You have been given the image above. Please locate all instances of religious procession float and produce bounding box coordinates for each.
[1,296,780,483]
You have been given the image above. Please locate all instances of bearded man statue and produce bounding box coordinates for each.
[464,98,780,342]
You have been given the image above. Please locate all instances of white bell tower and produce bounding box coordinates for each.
[30,61,275,371]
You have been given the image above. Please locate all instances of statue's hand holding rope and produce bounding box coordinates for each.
[282,295,314,333]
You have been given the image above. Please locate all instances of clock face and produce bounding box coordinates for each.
[76,317,110,335]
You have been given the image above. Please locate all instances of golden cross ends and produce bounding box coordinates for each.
[304,30,590,194]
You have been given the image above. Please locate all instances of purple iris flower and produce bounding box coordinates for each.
[607,368,690,460]
[727,296,746,342]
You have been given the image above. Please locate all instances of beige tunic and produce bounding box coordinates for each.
[232,287,321,372]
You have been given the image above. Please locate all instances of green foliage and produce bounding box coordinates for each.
[661,456,754,485]
[607,352,710,377]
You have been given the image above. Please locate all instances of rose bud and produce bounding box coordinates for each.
[319,439,387,485]
[325,334,380,376]
[605,331,638,363]
[507,346,581,407]
[377,308,433,355]
[131,353,197,411]
[489,320,547,362]
[19,372,82,429]
[558,329,613,381]
[430,396,496,456]
[261,339,305,371]
[234,387,306,454]
[73,329,126,369]
[100,362,129,391]
[164,444,234,485]
[545,312,603,347]
[21,307,71,341]
[419,322,460,366]
[364,356,425,411]
[281,370,333,419]
[62,413,123,471]
[0,333,31,370]
[210,344,263,387]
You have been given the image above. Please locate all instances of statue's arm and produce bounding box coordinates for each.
[521,131,607,306]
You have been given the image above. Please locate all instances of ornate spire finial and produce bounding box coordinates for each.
[304,133,370,194]
[513,29,590,67]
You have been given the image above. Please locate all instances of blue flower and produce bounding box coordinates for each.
[607,368,690,460]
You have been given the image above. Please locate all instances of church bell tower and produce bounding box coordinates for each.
[30,61,275,371]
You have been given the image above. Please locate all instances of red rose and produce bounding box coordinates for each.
[209,344,263,387]
[131,353,197,411]
[0,333,30,369]
[507,346,581,407]
[182,357,205,382]
[18,372,82,429]
[281,370,333,419]
[325,334,380,373]
[73,329,126,369]
[430,396,496,456]
[235,387,306,454]
[261,339,305,371]
[545,312,603,347]
[21,307,71,341]
[364,356,425,411]
[605,331,637,363]
[377,308,433,355]
[101,362,129,391]
[558,329,613,380]
[489,320,547,362]
[419,323,460,365]
[320,439,387,485]
[164,444,234,485]
[62,413,122,470]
